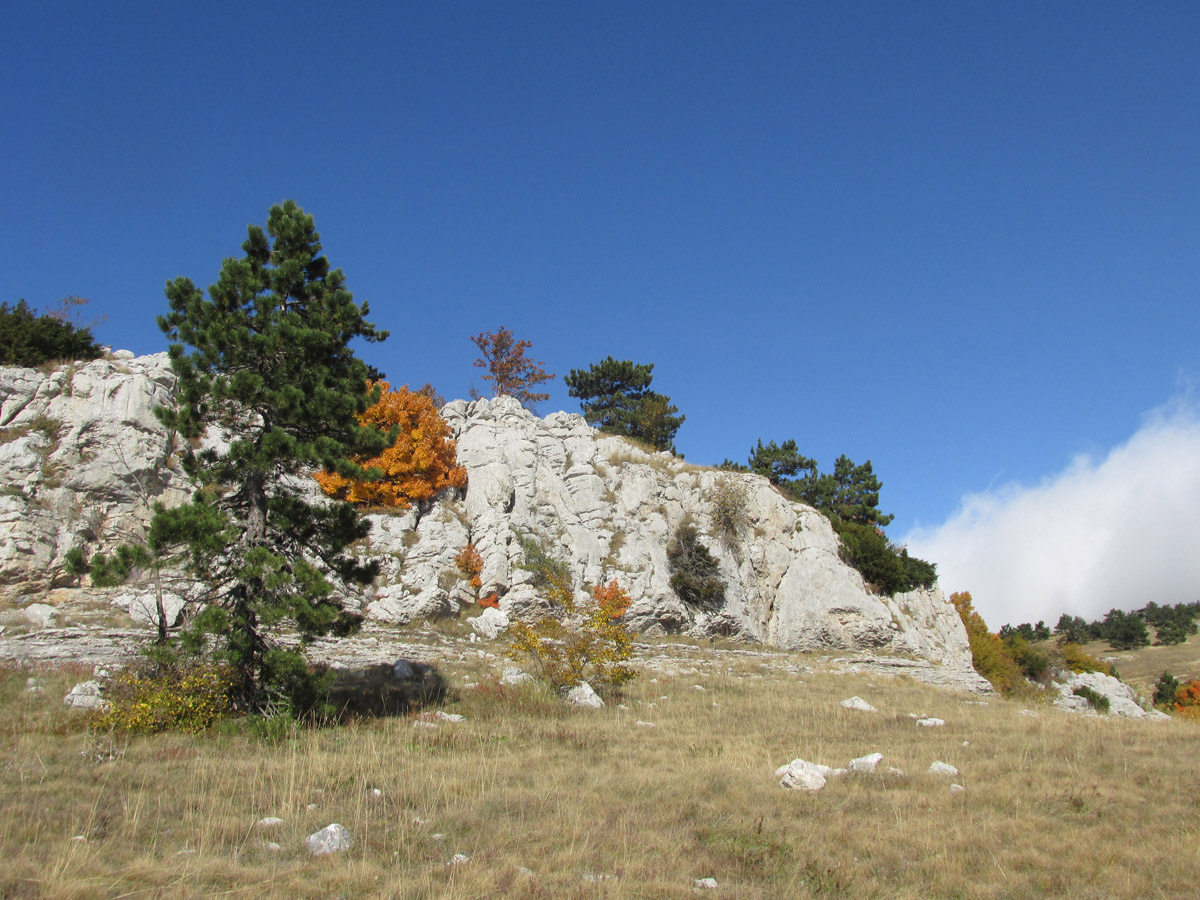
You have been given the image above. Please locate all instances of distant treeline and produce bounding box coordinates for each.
[1002,601,1200,651]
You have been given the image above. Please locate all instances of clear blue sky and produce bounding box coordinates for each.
[5,3,1199,619]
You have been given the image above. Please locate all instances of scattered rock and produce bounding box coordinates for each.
[694,877,719,889]
[470,606,510,640]
[306,823,352,855]
[949,783,966,794]
[256,817,284,828]
[915,717,945,727]
[777,758,828,792]
[1019,709,1039,718]
[448,853,470,865]
[392,659,415,679]
[566,682,604,708]
[841,696,876,712]
[928,761,959,776]
[434,711,464,722]
[62,680,107,710]
[264,841,282,852]
[24,604,58,628]
[501,666,533,685]
[635,721,656,728]
[848,752,883,773]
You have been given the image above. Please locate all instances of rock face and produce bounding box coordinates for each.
[0,354,185,594]
[0,356,977,679]
[1054,671,1167,719]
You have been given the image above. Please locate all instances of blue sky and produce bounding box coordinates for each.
[5,2,1199,623]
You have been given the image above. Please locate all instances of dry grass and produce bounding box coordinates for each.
[1081,632,1200,696]
[2,649,1199,899]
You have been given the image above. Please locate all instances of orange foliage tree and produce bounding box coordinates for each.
[470,326,555,407]
[455,543,484,599]
[1175,679,1200,720]
[314,381,467,508]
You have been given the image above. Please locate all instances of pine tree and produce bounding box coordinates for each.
[563,356,685,452]
[151,200,389,714]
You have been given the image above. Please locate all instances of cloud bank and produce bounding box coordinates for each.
[905,397,1200,628]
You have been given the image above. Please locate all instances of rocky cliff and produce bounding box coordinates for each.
[0,354,977,680]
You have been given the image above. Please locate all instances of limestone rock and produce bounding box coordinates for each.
[928,761,959,776]
[63,680,107,710]
[0,357,978,678]
[24,603,57,628]
[306,823,352,855]
[470,606,509,640]
[500,666,534,685]
[848,752,883,773]
[566,682,604,708]
[840,696,876,712]
[1053,671,1166,719]
[915,717,945,727]
[777,758,828,792]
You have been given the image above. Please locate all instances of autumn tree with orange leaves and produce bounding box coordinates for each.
[470,326,555,408]
[314,382,467,508]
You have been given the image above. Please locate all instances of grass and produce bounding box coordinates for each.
[2,646,1199,899]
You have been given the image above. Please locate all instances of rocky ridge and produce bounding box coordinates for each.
[0,353,985,688]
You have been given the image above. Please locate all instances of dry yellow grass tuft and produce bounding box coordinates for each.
[2,646,1197,899]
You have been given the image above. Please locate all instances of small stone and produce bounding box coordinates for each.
[915,717,945,727]
[693,685,706,691]
[885,767,905,776]
[448,853,470,865]
[412,720,438,729]
[434,711,464,723]
[950,783,966,794]
[566,682,604,708]
[841,696,876,712]
[264,841,282,852]
[306,823,351,855]
[306,803,319,811]
[1019,709,1039,718]
[928,761,959,776]
[367,788,383,800]
[635,721,656,728]
[694,877,719,888]
[431,833,446,841]
[257,817,284,828]
[849,752,883,773]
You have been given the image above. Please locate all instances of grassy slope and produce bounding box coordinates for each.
[3,648,1199,900]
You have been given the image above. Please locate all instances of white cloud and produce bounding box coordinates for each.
[905,397,1200,628]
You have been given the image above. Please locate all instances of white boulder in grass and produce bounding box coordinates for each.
[915,717,945,727]
[63,681,108,710]
[848,752,883,773]
[840,696,876,712]
[776,759,830,792]
[306,823,352,855]
[566,682,604,708]
[928,761,959,776]
[500,666,533,685]
[470,606,510,640]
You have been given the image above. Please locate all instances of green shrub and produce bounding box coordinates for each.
[1072,685,1110,714]
[0,298,103,367]
[1153,672,1181,709]
[667,522,726,610]
[92,665,234,734]
[1004,633,1051,681]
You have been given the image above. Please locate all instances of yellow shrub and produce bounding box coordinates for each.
[1061,642,1112,676]
[950,591,1034,696]
[509,577,636,691]
[92,666,234,734]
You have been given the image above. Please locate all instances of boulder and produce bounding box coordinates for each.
[566,682,604,708]
[848,752,883,773]
[840,696,876,712]
[306,823,352,855]
[777,758,828,792]
[63,680,107,710]
[1053,671,1167,719]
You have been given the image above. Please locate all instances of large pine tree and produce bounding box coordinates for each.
[152,200,389,713]
[563,356,685,453]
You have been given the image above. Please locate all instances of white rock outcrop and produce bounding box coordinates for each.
[0,356,980,679]
[1053,671,1166,719]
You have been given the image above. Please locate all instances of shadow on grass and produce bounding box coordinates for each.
[324,660,448,721]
